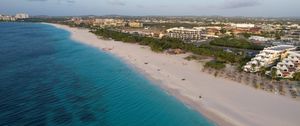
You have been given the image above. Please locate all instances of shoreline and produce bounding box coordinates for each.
[122,57,230,126]
[47,23,300,126]
[125,58,233,126]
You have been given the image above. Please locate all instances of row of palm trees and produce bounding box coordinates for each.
[202,67,298,98]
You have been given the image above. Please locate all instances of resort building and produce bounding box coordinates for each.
[166,27,218,41]
[0,15,16,21]
[243,45,297,73]
[93,19,126,27]
[272,51,300,78]
[167,27,204,41]
[249,36,275,42]
[128,21,143,28]
[230,23,255,28]
[15,13,29,19]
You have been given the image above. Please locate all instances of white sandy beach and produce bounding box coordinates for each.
[49,23,300,126]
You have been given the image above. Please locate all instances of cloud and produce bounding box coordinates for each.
[27,0,76,4]
[65,0,75,3]
[27,0,47,1]
[221,0,260,9]
[107,0,126,6]
[136,4,144,8]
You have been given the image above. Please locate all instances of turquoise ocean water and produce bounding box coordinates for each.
[0,22,215,126]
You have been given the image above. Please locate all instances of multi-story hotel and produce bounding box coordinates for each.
[249,36,275,42]
[15,13,29,19]
[0,15,16,21]
[230,23,255,28]
[93,19,126,27]
[128,21,143,28]
[243,45,297,73]
[167,27,210,41]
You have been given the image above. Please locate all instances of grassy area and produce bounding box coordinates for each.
[184,55,209,61]
[184,55,199,61]
[210,36,264,50]
[91,27,247,64]
[204,60,226,70]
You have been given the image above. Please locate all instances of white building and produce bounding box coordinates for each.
[243,45,297,73]
[273,51,300,78]
[15,13,29,19]
[230,23,255,28]
[93,19,126,27]
[0,15,16,21]
[166,27,210,41]
[249,36,275,42]
[128,21,143,28]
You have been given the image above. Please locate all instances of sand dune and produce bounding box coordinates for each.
[49,23,300,126]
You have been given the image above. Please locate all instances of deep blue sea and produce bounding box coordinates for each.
[0,22,215,126]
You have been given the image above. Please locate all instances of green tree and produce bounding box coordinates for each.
[210,36,264,50]
[251,64,256,72]
[293,72,300,81]
[241,33,251,38]
[271,68,277,82]
[91,28,245,63]
[259,67,267,76]
[204,60,226,70]
[220,28,227,34]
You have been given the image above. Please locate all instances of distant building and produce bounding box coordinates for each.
[206,27,221,36]
[231,28,249,35]
[128,21,143,28]
[71,17,82,24]
[167,27,203,41]
[260,24,275,32]
[231,23,255,28]
[282,30,300,41]
[249,36,275,42]
[158,33,165,39]
[15,13,29,19]
[93,19,126,27]
[249,27,262,34]
[289,24,300,29]
[0,15,16,21]
[167,27,217,41]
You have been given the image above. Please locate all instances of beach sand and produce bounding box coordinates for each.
[49,23,300,126]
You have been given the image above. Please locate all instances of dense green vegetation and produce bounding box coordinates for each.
[184,55,200,61]
[0,20,14,22]
[91,28,245,63]
[210,36,264,50]
[239,33,251,38]
[260,31,284,40]
[22,18,70,23]
[237,57,252,71]
[204,60,226,70]
[293,72,300,81]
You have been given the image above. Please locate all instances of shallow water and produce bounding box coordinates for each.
[0,22,215,126]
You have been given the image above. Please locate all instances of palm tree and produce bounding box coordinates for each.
[251,64,256,72]
[259,67,266,76]
[271,67,277,84]
[293,72,300,81]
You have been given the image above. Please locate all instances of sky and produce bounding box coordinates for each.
[0,0,299,17]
